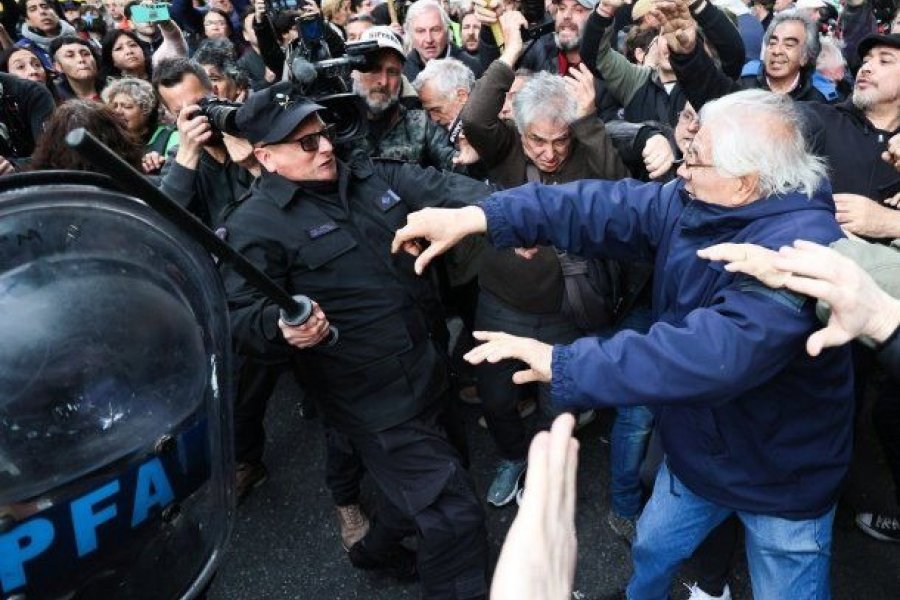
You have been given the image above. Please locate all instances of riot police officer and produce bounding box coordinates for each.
[222,85,492,600]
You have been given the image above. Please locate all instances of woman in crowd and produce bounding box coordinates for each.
[100,29,151,80]
[203,8,236,43]
[101,77,179,173]
[322,0,350,39]
[1,44,52,86]
[30,99,143,171]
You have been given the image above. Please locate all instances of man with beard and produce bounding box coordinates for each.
[460,9,482,57]
[352,26,459,170]
[403,0,484,81]
[475,0,622,121]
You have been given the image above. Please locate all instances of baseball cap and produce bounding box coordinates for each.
[357,26,406,62]
[857,33,900,60]
[631,0,654,21]
[553,0,598,8]
[235,82,325,145]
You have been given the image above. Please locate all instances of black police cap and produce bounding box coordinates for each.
[235,82,325,145]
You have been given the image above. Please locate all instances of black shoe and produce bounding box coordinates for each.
[348,536,418,582]
[235,461,269,503]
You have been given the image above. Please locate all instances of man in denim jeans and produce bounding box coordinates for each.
[394,89,854,599]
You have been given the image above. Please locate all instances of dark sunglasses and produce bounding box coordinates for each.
[293,123,337,152]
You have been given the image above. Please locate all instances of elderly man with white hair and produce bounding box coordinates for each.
[412,57,476,129]
[403,0,484,81]
[392,89,854,599]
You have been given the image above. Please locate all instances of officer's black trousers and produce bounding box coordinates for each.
[233,355,282,465]
[346,403,488,600]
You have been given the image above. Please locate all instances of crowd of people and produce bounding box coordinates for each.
[0,0,898,597]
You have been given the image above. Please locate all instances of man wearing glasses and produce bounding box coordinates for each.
[222,83,494,599]
[392,89,855,599]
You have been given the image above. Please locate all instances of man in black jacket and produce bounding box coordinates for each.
[223,86,492,599]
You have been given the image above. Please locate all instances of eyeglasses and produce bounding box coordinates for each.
[291,124,336,152]
[678,108,700,127]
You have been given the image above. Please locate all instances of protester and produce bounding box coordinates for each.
[403,0,484,80]
[18,0,79,64]
[345,13,374,41]
[50,34,104,101]
[393,89,853,598]
[101,76,179,173]
[0,44,52,84]
[459,8,631,507]
[412,57,475,129]
[193,38,249,101]
[30,99,143,169]
[100,29,150,79]
[236,6,275,89]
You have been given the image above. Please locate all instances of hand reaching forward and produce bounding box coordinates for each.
[464,331,553,384]
[652,0,697,55]
[391,206,488,275]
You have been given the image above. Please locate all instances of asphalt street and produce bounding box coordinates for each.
[209,372,900,600]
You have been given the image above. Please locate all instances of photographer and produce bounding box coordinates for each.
[153,58,255,226]
[223,85,494,598]
[352,26,459,170]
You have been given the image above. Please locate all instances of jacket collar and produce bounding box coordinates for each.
[258,161,352,209]
[677,181,836,235]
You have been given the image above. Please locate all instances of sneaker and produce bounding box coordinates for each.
[683,582,732,600]
[487,459,526,506]
[235,461,269,503]
[607,510,637,545]
[336,504,371,551]
[477,399,538,429]
[458,385,482,405]
[348,536,418,582]
[855,511,900,543]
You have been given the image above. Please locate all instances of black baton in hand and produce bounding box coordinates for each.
[65,128,338,346]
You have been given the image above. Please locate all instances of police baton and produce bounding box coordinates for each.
[65,128,338,346]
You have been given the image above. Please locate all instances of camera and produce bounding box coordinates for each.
[282,12,381,144]
[195,97,243,142]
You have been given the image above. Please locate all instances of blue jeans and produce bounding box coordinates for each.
[605,308,654,519]
[628,462,835,600]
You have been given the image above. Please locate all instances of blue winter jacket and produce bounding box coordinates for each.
[481,178,854,519]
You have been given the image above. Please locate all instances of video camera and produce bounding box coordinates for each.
[188,8,379,146]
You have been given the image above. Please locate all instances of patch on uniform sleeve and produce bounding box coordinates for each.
[306,222,339,239]
[379,189,402,211]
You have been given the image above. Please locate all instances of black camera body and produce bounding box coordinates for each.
[195,97,243,142]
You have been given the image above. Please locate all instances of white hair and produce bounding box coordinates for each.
[411,57,475,96]
[699,89,828,198]
[816,35,846,72]
[512,71,579,134]
[764,10,822,68]
[404,0,452,40]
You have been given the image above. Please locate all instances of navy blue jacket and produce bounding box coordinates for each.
[481,178,854,519]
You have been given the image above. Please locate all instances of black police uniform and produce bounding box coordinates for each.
[222,154,493,599]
